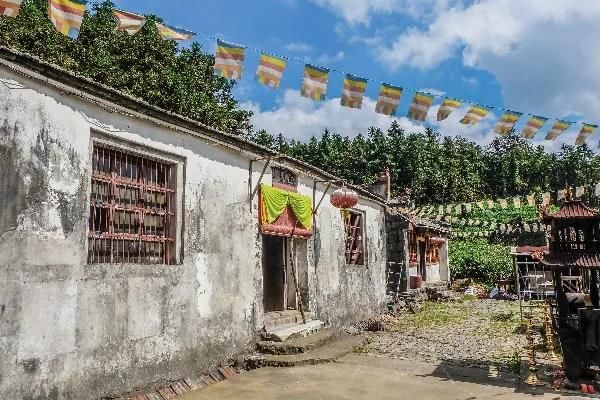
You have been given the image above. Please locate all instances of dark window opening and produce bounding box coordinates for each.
[88,144,177,264]
[344,210,365,265]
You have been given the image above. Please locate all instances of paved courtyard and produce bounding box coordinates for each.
[178,354,567,400]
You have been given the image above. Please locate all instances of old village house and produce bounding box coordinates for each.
[0,48,390,399]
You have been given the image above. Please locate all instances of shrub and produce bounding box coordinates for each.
[449,239,512,286]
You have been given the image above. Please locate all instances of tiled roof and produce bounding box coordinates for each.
[540,253,600,269]
[513,246,549,255]
[411,215,452,234]
[544,201,600,221]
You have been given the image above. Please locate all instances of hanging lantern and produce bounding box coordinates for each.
[330,186,359,209]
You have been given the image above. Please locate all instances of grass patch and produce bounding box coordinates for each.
[387,300,474,332]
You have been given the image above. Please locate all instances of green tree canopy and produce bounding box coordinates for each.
[0,0,251,133]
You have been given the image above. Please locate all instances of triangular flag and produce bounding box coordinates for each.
[48,0,87,38]
[301,64,329,101]
[407,92,435,121]
[156,23,195,40]
[214,39,245,79]
[375,83,403,116]
[495,110,522,136]
[341,74,367,109]
[575,123,598,146]
[521,115,548,139]
[113,9,145,35]
[256,53,286,89]
[437,98,461,121]
[0,0,22,17]
[460,105,489,125]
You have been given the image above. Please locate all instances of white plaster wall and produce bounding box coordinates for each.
[0,63,387,399]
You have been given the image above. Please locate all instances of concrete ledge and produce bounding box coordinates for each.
[247,334,366,368]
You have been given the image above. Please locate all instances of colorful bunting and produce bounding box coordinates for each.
[575,123,598,146]
[494,110,522,135]
[545,120,571,141]
[256,53,286,89]
[407,92,435,121]
[301,64,329,101]
[375,83,403,116]
[460,105,489,125]
[512,197,521,208]
[542,192,550,205]
[214,39,246,80]
[437,98,461,121]
[341,74,367,109]
[156,23,195,40]
[48,0,87,38]
[521,115,548,139]
[113,9,145,35]
[0,0,22,17]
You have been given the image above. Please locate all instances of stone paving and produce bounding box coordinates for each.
[361,299,526,372]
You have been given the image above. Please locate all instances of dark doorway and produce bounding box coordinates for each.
[262,235,286,312]
[418,240,427,281]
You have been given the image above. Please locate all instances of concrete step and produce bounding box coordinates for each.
[247,334,366,368]
[262,319,323,342]
[257,328,340,355]
[263,310,313,331]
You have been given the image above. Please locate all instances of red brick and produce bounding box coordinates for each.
[171,380,190,395]
[184,377,206,390]
[157,387,177,400]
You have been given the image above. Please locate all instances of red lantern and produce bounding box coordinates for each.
[330,186,359,209]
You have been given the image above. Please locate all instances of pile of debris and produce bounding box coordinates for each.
[387,285,457,315]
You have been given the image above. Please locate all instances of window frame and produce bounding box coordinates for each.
[87,134,184,265]
[343,209,367,266]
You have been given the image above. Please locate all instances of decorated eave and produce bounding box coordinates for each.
[542,200,600,224]
[539,253,600,269]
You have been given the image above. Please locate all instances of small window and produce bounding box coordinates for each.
[344,210,365,265]
[88,144,177,264]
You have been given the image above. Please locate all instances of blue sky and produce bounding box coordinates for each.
[115,0,600,150]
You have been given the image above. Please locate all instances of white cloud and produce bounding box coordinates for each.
[315,50,345,65]
[375,1,600,124]
[419,88,446,97]
[242,91,591,151]
[242,89,425,141]
[284,42,314,52]
[308,0,458,24]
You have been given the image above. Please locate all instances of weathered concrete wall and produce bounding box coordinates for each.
[0,63,387,400]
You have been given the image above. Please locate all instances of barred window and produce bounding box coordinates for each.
[88,144,177,264]
[344,210,365,265]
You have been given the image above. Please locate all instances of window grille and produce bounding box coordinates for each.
[88,144,176,264]
[344,210,365,265]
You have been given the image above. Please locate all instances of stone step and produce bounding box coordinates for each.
[263,310,314,331]
[257,328,340,355]
[247,334,366,369]
[262,319,324,342]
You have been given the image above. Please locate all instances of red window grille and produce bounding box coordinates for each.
[408,231,418,265]
[344,210,365,265]
[88,144,176,265]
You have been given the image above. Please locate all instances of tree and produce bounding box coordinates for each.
[0,0,252,134]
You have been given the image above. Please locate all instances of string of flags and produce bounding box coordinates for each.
[1,1,598,145]
[405,182,600,219]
